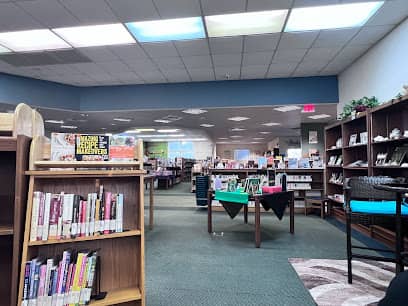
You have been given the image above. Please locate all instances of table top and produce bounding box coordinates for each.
[374,184,408,194]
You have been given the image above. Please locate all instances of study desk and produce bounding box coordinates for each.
[207,189,294,248]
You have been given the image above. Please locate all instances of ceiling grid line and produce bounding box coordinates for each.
[198,0,216,81]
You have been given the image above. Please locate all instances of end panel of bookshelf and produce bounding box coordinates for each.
[90,287,141,306]
[0,236,12,306]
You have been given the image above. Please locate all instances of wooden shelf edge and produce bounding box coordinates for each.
[28,230,141,246]
[25,169,147,177]
[0,225,14,236]
[343,143,368,149]
[0,136,17,151]
[90,287,142,306]
[34,160,141,169]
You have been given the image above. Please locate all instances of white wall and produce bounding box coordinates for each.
[338,18,408,114]
[193,141,214,160]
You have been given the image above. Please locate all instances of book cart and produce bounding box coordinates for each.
[18,136,146,306]
[0,103,44,306]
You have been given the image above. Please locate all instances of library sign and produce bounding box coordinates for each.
[75,135,109,161]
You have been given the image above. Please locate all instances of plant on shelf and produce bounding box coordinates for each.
[340,96,379,119]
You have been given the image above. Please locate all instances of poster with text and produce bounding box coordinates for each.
[75,135,109,161]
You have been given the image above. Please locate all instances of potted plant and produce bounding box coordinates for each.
[340,96,379,119]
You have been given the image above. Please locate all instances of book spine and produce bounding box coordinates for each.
[23,261,31,302]
[85,194,91,236]
[56,192,64,240]
[71,195,80,239]
[38,264,47,299]
[62,194,73,239]
[94,199,100,235]
[30,192,41,242]
[42,193,52,241]
[84,253,98,304]
[63,263,73,305]
[104,192,111,235]
[43,258,53,304]
[116,194,123,233]
[32,261,42,301]
[110,194,116,233]
[69,253,84,306]
[99,185,104,235]
[37,193,45,241]
[80,200,86,237]
[48,195,60,240]
[51,264,59,306]
[79,255,91,305]
[28,259,37,299]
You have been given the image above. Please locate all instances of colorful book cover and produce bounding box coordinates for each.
[75,134,109,161]
[104,192,112,234]
[48,194,61,240]
[50,133,76,161]
[109,135,135,161]
[42,193,52,241]
[23,261,31,302]
[94,199,100,235]
[110,194,117,233]
[116,194,123,233]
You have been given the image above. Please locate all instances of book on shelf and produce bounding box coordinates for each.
[29,187,124,242]
[22,250,98,306]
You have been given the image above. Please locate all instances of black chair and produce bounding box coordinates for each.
[344,176,408,284]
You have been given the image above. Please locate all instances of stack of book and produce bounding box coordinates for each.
[30,186,124,242]
[22,250,98,306]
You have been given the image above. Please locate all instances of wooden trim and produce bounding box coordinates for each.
[25,170,146,177]
[90,287,141,306]
[34,160,141,168]
[0,137,17,151]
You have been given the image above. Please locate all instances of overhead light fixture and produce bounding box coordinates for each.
[253,137,265,140]
[205,10,288,37]
[45,119,64,124]
[124,129,141,133]
[113,118,132,122]
[228,116,250,122]
[251,142,261,144]
[218,137,228,140]
[261,122,281,126]
[285,1,384,32]
[149,138,207,142]
[259,131,271,134]
[230,128,246,132]
[105,133,113,137]
[154,119,171,124]
[126,17,205,42]
[200,124,214,127]
[60,125,77,129]
[0,45,11,53]
[308,114,331,119]
[274,105,301,112]
[135,128,156,132]
[0,29,71,52]
[137,134,185,138]
[101,127,107,130]
[231,140,241,143]
[158,129,179,133]
[182,108,207,115]
[53,24,135,47]
[230,135,243,138]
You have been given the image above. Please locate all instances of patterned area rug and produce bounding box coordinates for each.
[289,258,395,306]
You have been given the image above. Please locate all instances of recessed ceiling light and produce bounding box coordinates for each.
[253,137,265,140]
[200,124,214,128]
[137,134,185,138]
[135,128,156,132]
[259,131,272,134]
[274,105,301,112]
[0,29,71,52]
[157,129,179,133]
[60,125,77,129]
[285,2,384,32]
[126,17,205,42]
[231,140,241,143]
[113,118,132,122]
[163,115,182,121]
[105,133,113,137]
[45,119,64,124]
[230,135,243,138]
[217,141,228,144]
[228,116,250,122]
[308,114,331,119]
[205,10,288,37]
[218,137,228,140]
[261,122,281,126]
[251,142,261,144]
[154,119,171,124]
[0,45,11,53]
[124,129,140,133]
[53,24,135,47]
[230,128,246,132]
[182,108,207,115]
[101,128,107,130]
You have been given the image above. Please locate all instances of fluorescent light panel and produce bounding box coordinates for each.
[230,135,243,138]
[45,120,64,124]
[154,119,171,123]
[230,128,246,132]
[205,10,288,37]
[259,131,271,134]
[182,108,207,115]
[308,114,331,119]
[262,122,280,126]
[126,17,205,42]
[285,1,384,32]
[200,124,214,127]
[113,118,132,122]
[53,24,135,47]
[228,116,250,122]
[0,29,71,52]
[157,129,179,133]
[274,105,301,112]
[60,125,77,129]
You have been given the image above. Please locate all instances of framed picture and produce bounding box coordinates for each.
[360,132,368,144]
[349,134,357,146]
[309,131,318,144]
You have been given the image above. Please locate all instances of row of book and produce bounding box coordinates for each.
[23,250,97,306]
[30,185,124,242]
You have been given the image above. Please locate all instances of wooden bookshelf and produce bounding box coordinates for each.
[18,139,146,305]
[0,136,31,306]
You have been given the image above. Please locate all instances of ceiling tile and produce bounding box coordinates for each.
[267,62,298,75]
[61,0,118,23]
[212,53,242,67]
[247,0,292,11]
[321,58,354,74]
[188,68,215,81]
[313,28,359,48]
[174,39,210,56]
[154,0,201,18]
[273,49,307,62]
[278,32,319,49]
[153,56,185,70]
[161,68,190,82]
[72,62,107,75]
[108,44,147,60]
[209,37,243,54]
[267,72,292,78]
[349,25,395,46]
[106,0,159,22]
[243,33,280,53]
[97,61,132,73]
[334,44,371,62]
[241,65,268,79]
[293,0,340,7]
[366,0,408,26]
[0,2,43,31]
[214,66,240,80]
[139,69,167,83]
[242,52,273,66]
[77,47,118,62]
[109,71,142,82]
[142,42,179,57]
[17,0,79,28]
[294,61,327,76]
[125,58,158,72]
[201,0,246,15]
[303,47,340,62]
[182,55,212,69]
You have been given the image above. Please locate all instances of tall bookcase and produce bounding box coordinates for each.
[18,137,146,306]
[325,96,408,247]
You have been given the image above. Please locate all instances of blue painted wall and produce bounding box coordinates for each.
[0,73,80,110]
[0,72,338,111]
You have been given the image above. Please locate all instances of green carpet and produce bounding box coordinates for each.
[143,194,372,306]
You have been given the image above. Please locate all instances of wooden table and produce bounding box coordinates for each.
[207,190,294,248]
[145,175,155,230]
